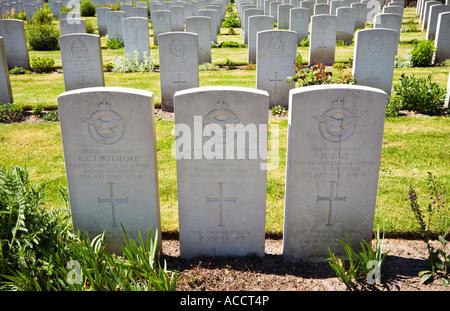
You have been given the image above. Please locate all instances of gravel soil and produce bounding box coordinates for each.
[161,237,450,292]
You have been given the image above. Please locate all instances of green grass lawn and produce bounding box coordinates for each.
[2,6,449,238]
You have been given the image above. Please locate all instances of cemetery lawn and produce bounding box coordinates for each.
[1,115,448,238]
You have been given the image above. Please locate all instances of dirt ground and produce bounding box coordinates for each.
[161,236,450,292]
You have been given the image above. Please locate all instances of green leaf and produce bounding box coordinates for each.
[419,271,433,284]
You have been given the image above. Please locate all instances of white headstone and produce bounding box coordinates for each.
[425,4,450,40]
[59,34,105,91]
[122,17,150,62]
[314,3,331,15]
[96,7,111,37]
[132,6,148,18]
[248,15,274,64]
[277,4,293,29]
[289,7,310,43]
[352,28,398,95]
[151,10,172,46]
[256,30,297,108]
[120,3,133,17]
[60,18,87,36]
[434,12,450,63]
[243,8,263,45]
[0,19,30,70]
[0,37,13,105]
[106,11,126,41]
[336,7,356,45]
[159,32,199,112]
[57,87,161,255]
[309,14,336,65]
[186,16,212,64]
[169,5,185,31]
[199,9,219,43]
[283,84,388,262]
[373,13,402,43]
[174,86,269,258]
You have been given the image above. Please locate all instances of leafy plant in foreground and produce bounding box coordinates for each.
[393,73,446,115]
[408,173,449,286]
[327,227,390,290]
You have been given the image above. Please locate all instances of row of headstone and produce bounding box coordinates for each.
[57,83,388,261]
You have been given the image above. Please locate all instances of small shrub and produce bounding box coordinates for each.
[0,103,23,123]
[287,56,355,87]
[299,38,310,47]
[86,20,96,34]
[32,3,54,25]
[199,63,220,71]
[80,0,96,17]
[213,41,246,48]
[111,51,155,73]
[385,96,404,117]
[106,37,124,49]
[224,58,237,69]
[271,105,287,116]
[393,73,446,115]
[222,12,240,28]
[26,23,60,51]
[30,57,55,73]
[41,110,60,122]
[395,50,413,68]
[408,173,449,286]
[410,40,436,67]
[327,228,390,290]
[9,67,30,75]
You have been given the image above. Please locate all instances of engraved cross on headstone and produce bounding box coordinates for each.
[7,45,18,63]
[366,70,380,86]
[173,73,186,90]
[269,72,283,94]
[98,182,128,227]
[207,182,236,227]
[318,41,327,56]
[317,180,346,226]
[77,75,90,88]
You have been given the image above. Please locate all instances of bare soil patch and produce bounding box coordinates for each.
[161,237,450,291]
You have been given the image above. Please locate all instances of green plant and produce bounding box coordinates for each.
[327,228,390,290]
[0,166,178,291]
[106,37,124,49]
[30,57,55,73]
[0,166,72,290]
[86,20,96,34]
[222,12,240,28]
[31,103,44,117]
[385,96,404,117]
[31,3,54,25]
[410,40,436,67]
[286,63,354,87]
[271,105,286,116]
[299,38,309,47]
[393,73,446,115]
[401,19,418,32]
[199,63,220,71]
[408,173,449,286]
[224,58,237,69]
[395,50,413,68]
[80,0,96,17]
[0,103,23,123]
[41,110,60,122]
[111,51,155,73]
[9,67,30,75]
[26,22,60,51]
